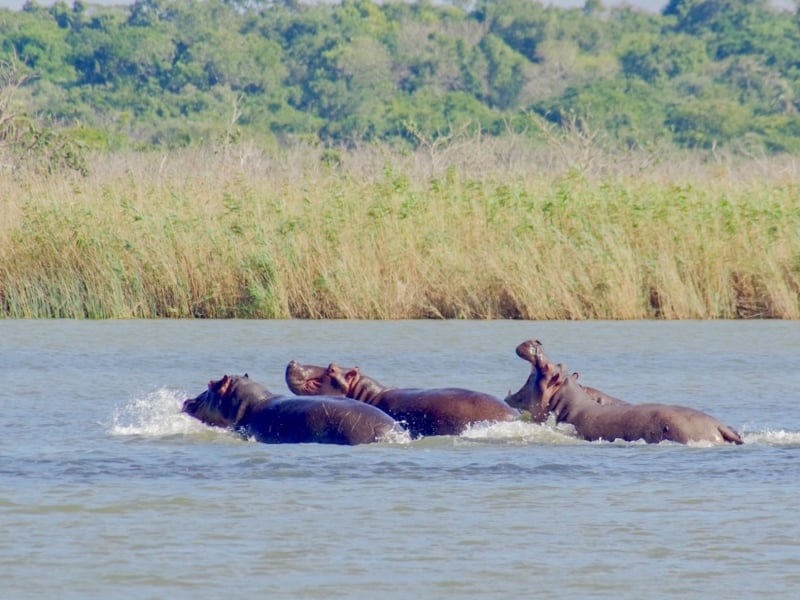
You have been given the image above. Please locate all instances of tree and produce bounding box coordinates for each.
[665,0,798,63]
[535,77,672,148]
[666,97,751,148]
[619,33,708,82]
[1,5,73,79]
[479,33,527,109]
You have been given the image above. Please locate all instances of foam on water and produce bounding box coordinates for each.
[744,429,800,447]
[381,426,413,445]
[462,419,800,447]
[460,417,582,445]
[110,387,209,437]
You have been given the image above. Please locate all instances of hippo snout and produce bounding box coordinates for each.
[285,360,302,380]
[515,339,543,362]
[182,395,205,415]
[285,361,302,390]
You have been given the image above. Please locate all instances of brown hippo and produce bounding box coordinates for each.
[183,373,404,445]
[571,373,629,406]
[505,340,743,445]
[285,361,519,437]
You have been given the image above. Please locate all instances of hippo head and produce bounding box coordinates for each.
[182,374,248,428]
[285,361,347,396]
[504,340,569,422]
[324,363,360,395]
[286,361,341,396]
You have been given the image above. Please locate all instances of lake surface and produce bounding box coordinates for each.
[1,320,799,599]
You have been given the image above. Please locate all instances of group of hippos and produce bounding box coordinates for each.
[182,339,744,447]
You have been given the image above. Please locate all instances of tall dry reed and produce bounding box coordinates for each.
[1,140,798,319]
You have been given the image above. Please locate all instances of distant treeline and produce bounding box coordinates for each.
[2,0,800,162]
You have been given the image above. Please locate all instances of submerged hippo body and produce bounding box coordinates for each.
[505,340,743,445]
[286,361,519,437]
[183,373,402,445]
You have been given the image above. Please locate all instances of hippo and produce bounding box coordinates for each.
[183,373,404,445]
[571,372,628,406]
[505,340,743,445]
[285,360,519,437]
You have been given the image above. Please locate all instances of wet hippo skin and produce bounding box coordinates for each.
[286,361,519,437]
[183,373,403,445]
[505,340,743,445]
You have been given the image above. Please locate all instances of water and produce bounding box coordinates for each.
[1,320,799,599]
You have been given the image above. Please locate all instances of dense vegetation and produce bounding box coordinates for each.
[2,145,799,319]
[2,0,799,320]
[2,0,800,163]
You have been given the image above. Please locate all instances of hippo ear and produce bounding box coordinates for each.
[217,374,233,397]
[572,372,580,381]
[336,367,359,390]
[209,375,228,391]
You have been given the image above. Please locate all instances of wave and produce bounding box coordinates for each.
[742,429,800,447]
[462,420,800,447]
[459,418,583,445]
[110,387,210,438]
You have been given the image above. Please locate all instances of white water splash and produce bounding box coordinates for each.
[461,419,800,447]
[743,429,800,447]
[460,417,581,445]
[111,387,209,437]
[381,426,413,445]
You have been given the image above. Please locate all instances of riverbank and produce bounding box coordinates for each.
[2,142,799,319]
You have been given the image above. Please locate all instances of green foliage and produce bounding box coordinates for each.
[536,77,670,148]
[665,97,751,148]
[1,0,799,157]
[0,53,88,174]
[3,7,76,85]
[750,114,800,154]
[479,33,527,109]
[665,0,799,63]
[619,33,707,82]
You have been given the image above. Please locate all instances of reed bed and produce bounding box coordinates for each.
[1,141,799,319]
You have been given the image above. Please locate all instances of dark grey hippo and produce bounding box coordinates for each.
[505,340,743,445]
[183,373,404,445]
[285,360,519,438]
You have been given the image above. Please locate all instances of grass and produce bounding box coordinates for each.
[1,139,799,319]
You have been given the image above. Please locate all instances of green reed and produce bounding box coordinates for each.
[1,143,799,319]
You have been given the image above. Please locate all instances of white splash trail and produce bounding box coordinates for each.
[460,418,581,444]
[110,387,208,437]
[743,429,800,447]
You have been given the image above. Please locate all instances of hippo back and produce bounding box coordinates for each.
[374,387,519,437]
[242,396,402,445]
